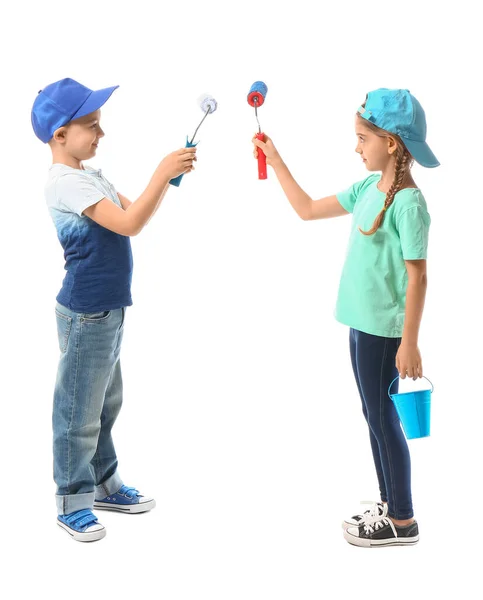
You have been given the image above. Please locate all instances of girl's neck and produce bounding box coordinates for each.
[378,167,416,194]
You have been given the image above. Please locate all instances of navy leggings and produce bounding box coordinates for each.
[349,328,413,520]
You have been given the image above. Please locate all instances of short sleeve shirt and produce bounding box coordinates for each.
[45,164,133,312]
[335,173,430,337]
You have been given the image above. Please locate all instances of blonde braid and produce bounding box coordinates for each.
[359,147,412,236]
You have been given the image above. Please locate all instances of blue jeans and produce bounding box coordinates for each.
[53,303,126,515]
[349,328,413,520]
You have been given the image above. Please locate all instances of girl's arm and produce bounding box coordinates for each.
[396,259,428,379]
[253,135,348,221]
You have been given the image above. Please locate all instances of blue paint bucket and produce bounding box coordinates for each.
[388,376,433,440]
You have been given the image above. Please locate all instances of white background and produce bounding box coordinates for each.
[1,0,481,597]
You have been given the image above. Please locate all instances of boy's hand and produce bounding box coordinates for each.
[396,342,422,380]
[252,134,282,167]
[161,147,197,179]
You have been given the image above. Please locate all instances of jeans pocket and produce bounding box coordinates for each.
[81,310,111,323]
[55,309,73,353]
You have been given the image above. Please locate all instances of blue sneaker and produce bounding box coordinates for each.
[57,509,106,542]
[94,485,156,514]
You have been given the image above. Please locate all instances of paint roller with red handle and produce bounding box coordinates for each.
[247,81,268,180]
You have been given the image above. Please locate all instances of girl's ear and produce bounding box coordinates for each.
[387,135,398,155]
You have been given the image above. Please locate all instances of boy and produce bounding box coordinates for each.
[32,78,197,542]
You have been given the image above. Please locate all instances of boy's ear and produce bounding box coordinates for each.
[52,126,68,143]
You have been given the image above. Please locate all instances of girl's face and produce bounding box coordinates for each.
[56,109,104,161]
[354,117,396,171]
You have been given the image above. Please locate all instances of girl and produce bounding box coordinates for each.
[253,88,439,548]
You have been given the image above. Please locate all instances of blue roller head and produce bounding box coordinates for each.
[248,81,268,107]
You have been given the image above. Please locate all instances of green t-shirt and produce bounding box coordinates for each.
[335,173,430,338]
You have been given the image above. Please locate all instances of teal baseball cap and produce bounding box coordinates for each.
[357,88,439,168]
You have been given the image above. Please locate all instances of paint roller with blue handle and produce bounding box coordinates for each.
[247,81,268,179]
[170,94,218,187]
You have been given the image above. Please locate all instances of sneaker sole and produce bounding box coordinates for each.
[343,529,419,547]
[57,520,106,542]
[93,498,156,514]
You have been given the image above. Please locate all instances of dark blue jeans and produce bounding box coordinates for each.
[349,328,413,520]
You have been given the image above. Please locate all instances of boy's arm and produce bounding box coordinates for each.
[83,169,169,236]
[117,182,169,225]
[117,183,169,220]
[146,182,170,224]
[117,193,132,210]
[83,148,196,236]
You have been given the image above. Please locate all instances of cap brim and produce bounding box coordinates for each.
[403,138,440,168]
[70,85,119,121]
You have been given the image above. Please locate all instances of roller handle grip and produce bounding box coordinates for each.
[170,138,197,187]
[256,132,267,180]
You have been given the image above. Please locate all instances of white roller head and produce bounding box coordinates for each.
[198,94,217,114]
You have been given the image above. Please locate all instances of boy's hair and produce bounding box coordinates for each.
[357,104,414,236]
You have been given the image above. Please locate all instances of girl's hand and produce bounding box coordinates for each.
[252,134,283,167]
[396,342,422,380]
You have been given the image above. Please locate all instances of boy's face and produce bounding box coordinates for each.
[354,117,396,172]
[54,109,104,160]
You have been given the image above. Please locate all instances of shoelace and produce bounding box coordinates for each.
[361,515,397,537]
[119,485,140,499]
[352,501,384,521]
[64,509,98,528]
[361,503,394,536]
[364,501,387,520]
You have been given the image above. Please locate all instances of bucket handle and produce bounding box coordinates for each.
[388,375,434,398]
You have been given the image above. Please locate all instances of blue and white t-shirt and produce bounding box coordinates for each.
[45,164,133,312]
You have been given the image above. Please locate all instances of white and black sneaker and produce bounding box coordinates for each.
[344,513,419,548]
[342,501,387,529]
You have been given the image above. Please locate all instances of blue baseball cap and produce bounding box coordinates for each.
[357,88,439,168]
[31,78,119,143]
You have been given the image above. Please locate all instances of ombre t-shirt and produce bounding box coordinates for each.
[335,173,430,338]
[45,164,133,312]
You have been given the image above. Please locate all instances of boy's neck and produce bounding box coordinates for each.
[51,148,84,170]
